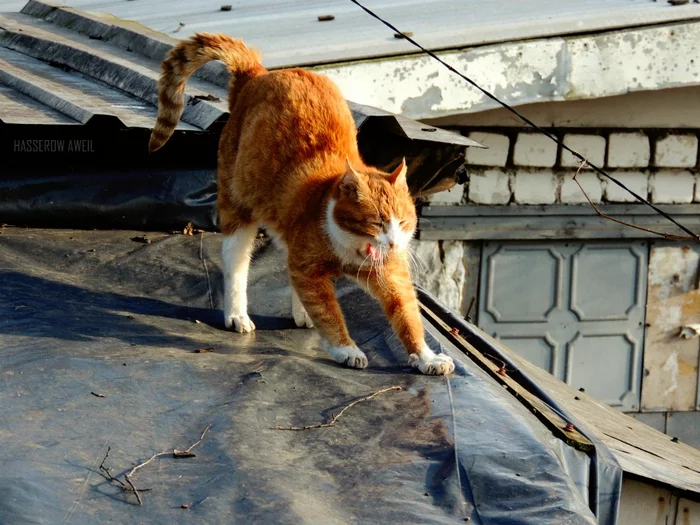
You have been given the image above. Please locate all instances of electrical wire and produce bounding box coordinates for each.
[349,0,700,241]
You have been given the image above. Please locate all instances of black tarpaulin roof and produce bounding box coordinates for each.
[1,227,600,524]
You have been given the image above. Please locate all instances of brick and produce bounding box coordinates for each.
[561,134,606,168]
[695,175,700,203]
[465,132,509,167]
[608,133,650,168]
[513,170,556,204]
[560,173,602,204]
[513,133,557,167]
[654,134,698,168]
[649,171,695,204]
[604,171,649,202]
[425,185,464,205]
[467,169,511,204]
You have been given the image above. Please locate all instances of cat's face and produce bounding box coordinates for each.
[327,159,417,266]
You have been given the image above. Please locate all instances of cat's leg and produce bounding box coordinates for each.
[359,259,454,375]
[291,285,314,328]
[289,269,367,368]
[221,224,258,333]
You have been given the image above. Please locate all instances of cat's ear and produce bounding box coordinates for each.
[339,158,363,199]
[388,157,408,187]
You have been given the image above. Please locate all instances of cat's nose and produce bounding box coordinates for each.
[388,241,395,249]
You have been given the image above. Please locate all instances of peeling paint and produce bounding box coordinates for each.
[642,244,700,412]
[401,85,443,115]
[314,22,700,120]
[661,351,680,396]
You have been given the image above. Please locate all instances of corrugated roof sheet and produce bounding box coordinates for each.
[0,0,477,149]
[4,0,700,68]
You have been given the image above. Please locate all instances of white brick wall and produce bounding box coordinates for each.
[604,171,649,202]
[561,134,606,168]
[513,170,556,204]
[608,133,650,168]
[649,171,695,204]
[513,133,557,168]
[560,172,603,204]
[465,132,509,167]
[654,134,699,168]
[452,127,698,206]
[468,169,511,204]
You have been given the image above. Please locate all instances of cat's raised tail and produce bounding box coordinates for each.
[148,33,266,152]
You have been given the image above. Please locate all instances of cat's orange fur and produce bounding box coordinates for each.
[149,33,454,375]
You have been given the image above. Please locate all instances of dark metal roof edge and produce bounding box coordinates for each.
[10,0,479,149]
[0,11,226,130]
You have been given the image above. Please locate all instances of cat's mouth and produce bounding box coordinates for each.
[357,243,383,263]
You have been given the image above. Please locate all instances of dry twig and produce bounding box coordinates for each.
[98,425,211,505]
[573,161,694,241]
[275,386,402,431]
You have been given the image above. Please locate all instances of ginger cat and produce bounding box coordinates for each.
[149,34,454,375]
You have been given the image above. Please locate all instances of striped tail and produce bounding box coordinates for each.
[148,33,265,152]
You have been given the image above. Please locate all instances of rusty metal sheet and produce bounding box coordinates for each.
[677,499,700,525]
[642,243,700,412]
[618,478,672,525]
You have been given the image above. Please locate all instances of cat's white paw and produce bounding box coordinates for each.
[292,292,314,328]
[327,344,368,369]
[226,314,256,333]
[409,346,455,376]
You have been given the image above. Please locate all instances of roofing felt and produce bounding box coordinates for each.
[0,226,601,525]
[4,0,700,69]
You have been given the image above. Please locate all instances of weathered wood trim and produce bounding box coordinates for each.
[419,301,594,452]
[419,205,700,240]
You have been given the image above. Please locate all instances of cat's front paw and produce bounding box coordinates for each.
[327,344,368,369]
[409,347,454,376]
[226,314,256,333]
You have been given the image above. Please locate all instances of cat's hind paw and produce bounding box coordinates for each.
[409,347,455,376]
[326,344,368,369]
[226,314,256,333]
[292,297,314,328]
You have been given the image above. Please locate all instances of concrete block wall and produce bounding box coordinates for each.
[426,129,700,206]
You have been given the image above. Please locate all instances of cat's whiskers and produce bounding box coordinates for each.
[373,246,390,292]
[406,245,428,275]
[366,255,375,291]
[356,251,372,284]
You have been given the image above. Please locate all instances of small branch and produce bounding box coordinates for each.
[275,386,402,431]
[184,424,211,453]
[98,425,212,505]
[99,447,129,491]
[124,451,168,505]
[573,161,694,241]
